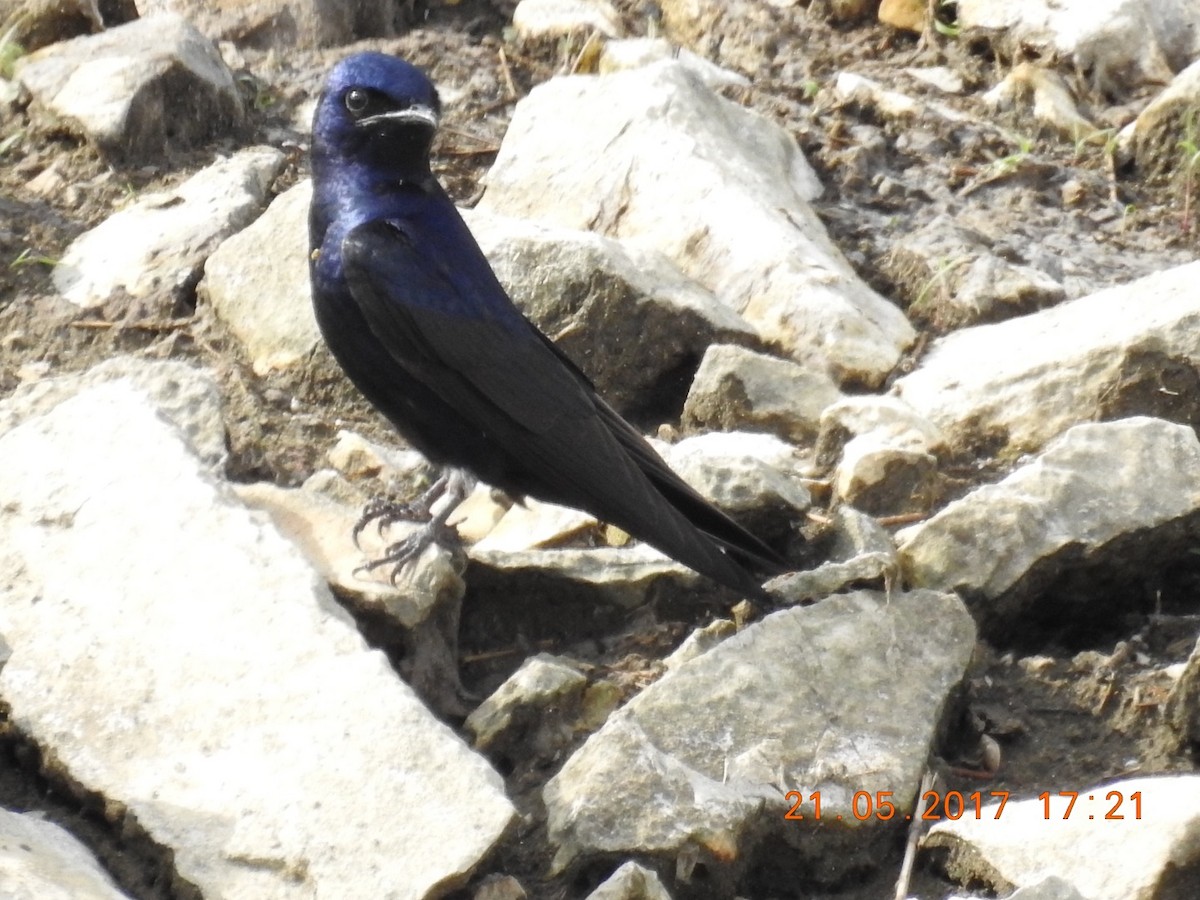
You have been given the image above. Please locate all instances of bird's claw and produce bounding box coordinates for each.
[352,469,475,583]
[352,475,450,549]
[355,518,459,585]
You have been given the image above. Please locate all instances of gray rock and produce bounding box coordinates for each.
[135,0,404,47]
[585,861,673,900]
[816,395,943,516]
[815,394,946,470]
[461,209,758,414]
[885,214,1065,330]
[1006,877,1091,900]
[513,0,623,38]
[54,147,284,311]
[470,543,701,609]
[478,61,915,387]
[898,417,1200,640]
[14,14,243,162]
[202,179,318,375]
[766,506,898,603]
[0,808,130,899]
[466,654,588,764]
[659,431,812,522]
[892,261,1200,457]
[544,589,975,880]
[834,431,939,517]
[926,775,1200,899]
[0,382,514,899]
[681,343,843,444]
[475,874,530,900]
[663,618,736,671]
[834,71,969,124]
[0,356,226,468]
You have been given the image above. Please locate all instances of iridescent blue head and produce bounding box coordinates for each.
[311,52,442,184]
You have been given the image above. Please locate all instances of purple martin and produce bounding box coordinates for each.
[308,52,788,598]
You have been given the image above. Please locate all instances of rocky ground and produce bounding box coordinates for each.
[4,0,1200,898]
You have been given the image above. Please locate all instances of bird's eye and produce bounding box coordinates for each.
[344,88,370,115]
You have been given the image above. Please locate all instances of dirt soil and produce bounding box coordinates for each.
[2,2,1199,898]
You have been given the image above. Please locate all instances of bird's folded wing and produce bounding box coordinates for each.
[341,218,594,438]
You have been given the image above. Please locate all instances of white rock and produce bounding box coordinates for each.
[982,63,1096,139]
[892,261,1200,456]
[659,431,812,515]
[817,394,946,460]
[898,418,1200,635]
[470,543,698,608]
[656,0,784,73]
[202,179,318,374]
[479,61,915,386]
[835,71,969,123]
[926,775,1200,899]
[513,0,623,38]
[958,0,1200,97]
[54,147,284,310]
[0,356,226,468]
[0,809,131,900]
[663,618,736,671]
[885,213,1065,330]
[13,14,243,161]
[904,66,965,93]
[465,653,588,757]
[325,428,436,489]
[0,382,514,899]
[473,497,598,553]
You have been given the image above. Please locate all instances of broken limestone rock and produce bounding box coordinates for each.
[926,775,1200,899]
[0,381,513,899]
[0,808,131,899]
[14,14,243,162]
[202,179,318,375]
[898,417,1200,642]
[466,653,589,767]
[54,147,284,312]
[681,343,843,445]
[134,0,404,47]
[892,261,1200,458]
[478,60,915,386]
[544,589,974,887]
[461,208,758,415]
[0,356,226,468]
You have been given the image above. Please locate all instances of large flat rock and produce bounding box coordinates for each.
[0,381,513,899]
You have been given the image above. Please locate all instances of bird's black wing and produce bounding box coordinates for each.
[341,214,785,590]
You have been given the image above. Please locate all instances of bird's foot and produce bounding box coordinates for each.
[353,469,475,584]
[353,472,453,549]
[355,517,460,585]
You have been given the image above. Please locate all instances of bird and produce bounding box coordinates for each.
[307,51,789,599]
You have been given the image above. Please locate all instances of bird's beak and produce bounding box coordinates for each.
[358,105,439,130]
